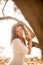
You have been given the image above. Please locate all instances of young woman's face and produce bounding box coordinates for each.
[16,26,24,38]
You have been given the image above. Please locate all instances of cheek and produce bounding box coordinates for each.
[16,30,24,36]
[16,32,20,36]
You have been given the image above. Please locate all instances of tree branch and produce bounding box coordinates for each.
[2,0,8,17]
[0,16,19,22]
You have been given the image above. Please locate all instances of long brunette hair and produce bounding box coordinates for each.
[11,22,27,43]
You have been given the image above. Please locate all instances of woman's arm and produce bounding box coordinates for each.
[28,39,32,54]
[19,21,35,38]
[26,34,32,54]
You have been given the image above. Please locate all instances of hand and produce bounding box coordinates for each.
[26,34,32,40]
[28,49,31,54]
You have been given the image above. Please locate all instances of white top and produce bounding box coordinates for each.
[9,38,28,65]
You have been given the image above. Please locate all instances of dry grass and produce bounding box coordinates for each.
[0,57,43,65]
[24,57,43,65]
[0,58,10,65]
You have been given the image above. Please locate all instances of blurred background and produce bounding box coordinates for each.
[0,0,43,65]
[13,0,43,57]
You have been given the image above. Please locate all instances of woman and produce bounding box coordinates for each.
[9,22,34,65]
